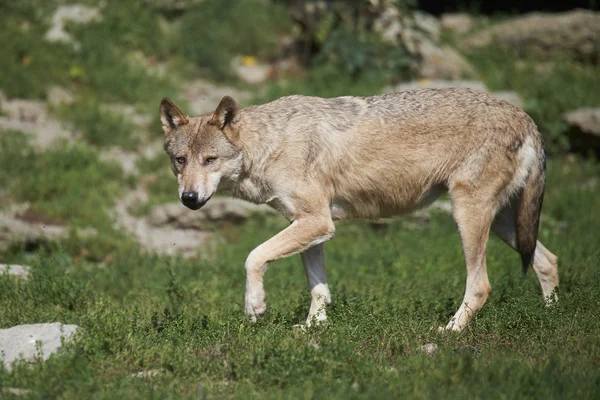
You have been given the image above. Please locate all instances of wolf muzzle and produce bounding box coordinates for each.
[181,191,211,210]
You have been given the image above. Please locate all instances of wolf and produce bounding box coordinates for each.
[159,89,559,331]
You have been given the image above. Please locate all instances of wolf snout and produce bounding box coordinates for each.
[180,191,209,210]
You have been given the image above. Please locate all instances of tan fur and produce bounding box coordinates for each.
[160,89,559,330]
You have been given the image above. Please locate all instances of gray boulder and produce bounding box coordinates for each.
[149,197,275,230]
[0,212,96,254]
[440,13,475,34]
[0,323,78,370]
[462,10,600,63]
[563,108,600,153]
[0,94,73,149]
[374,7,476,80]
[417,41,477,80]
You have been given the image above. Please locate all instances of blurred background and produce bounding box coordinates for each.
[0,1,599,396]
[1,0,599,261]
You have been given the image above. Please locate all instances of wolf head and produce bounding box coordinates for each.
[160,96,243,210]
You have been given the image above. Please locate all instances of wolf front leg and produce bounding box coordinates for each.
[244,216,335,322]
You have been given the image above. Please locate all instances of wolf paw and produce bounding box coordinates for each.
[244,294,266,322]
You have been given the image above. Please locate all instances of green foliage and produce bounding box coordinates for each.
[0,1,178,102]
[179,0,292,80]
[0,255,91,327]
[0,131,128,226]
[1,2,600,398]
[0,2,71,99]
[56,98,139,149]
[468,47,600,154]
[256,67,388,104]
[312,21,414,84]
[0,155,599,398]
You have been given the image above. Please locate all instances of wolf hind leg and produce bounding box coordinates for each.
[444,188,494,332]
[300,243,331,327]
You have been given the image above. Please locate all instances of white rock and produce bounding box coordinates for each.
[0,264,30,280]
[417,41,477,80]
[3,387,33,396]
[232,60,271,84]
[462,10,600,63]
[131,369,162,378]
[564,108,600,137]
[440,13,474,34]
[47,86,74,107]
[420,343,438,356]
[112,188,213,259]
[0,95,73,149]
[45,5,101,44]
[0,323,79,370]
[563,108,600,153]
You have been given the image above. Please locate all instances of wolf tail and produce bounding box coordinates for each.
[516,147,546,273]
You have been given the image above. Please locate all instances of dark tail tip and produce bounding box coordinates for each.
[520,251,535,274]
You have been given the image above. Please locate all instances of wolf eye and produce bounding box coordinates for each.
[205,157,217,165]
[176,157,186,165]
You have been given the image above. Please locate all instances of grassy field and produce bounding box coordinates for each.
[1,156,599,398]
[1,1,600,398]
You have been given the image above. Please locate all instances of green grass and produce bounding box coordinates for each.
[1,2,600,398]
[0,131,138,261]
[56,98,139,149]
[0,156,599,398]
[0,0,183,151]
[0,132,128,226]
[178,0,292,81]
[0,1,179,102]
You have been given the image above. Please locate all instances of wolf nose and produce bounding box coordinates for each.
[181,191,198,205]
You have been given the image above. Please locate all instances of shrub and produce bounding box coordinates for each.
[178,0,292,80]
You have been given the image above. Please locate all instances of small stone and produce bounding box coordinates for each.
[0,264,30,280]
[232,57,271,84]
[131,369,162,378]
[0,323,79,370]
[420,343,438,357]
[3,388,33,396]
[45,5,101,44]
[47,87,74,107]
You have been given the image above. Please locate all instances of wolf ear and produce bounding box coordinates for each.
[160,98,188,135]
[210,96,239,129]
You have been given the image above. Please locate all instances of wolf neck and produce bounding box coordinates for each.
[230,106,283,204]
